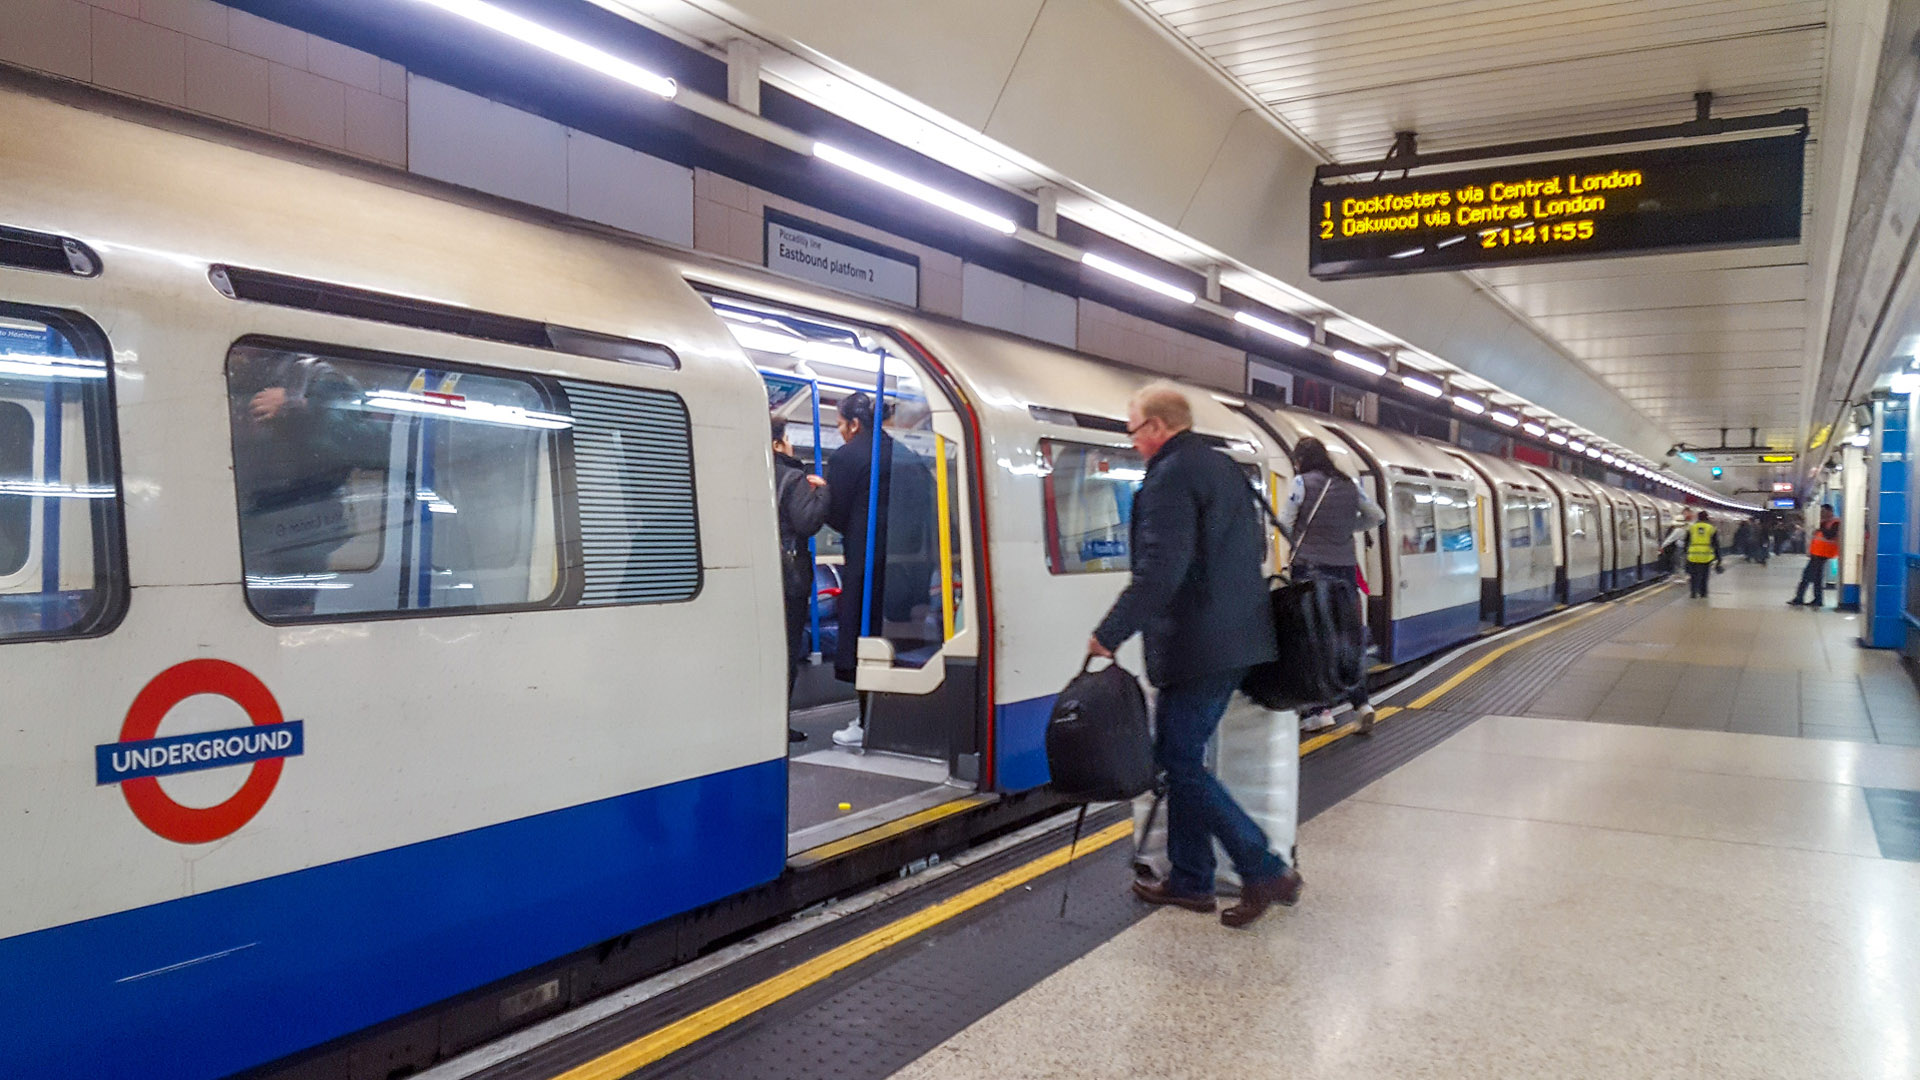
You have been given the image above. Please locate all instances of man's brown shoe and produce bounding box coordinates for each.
[1220,868,1303,928]
[1132,878,1217,912]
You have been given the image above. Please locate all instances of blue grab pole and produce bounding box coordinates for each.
[859,354,885,641]
[808,378,822,655]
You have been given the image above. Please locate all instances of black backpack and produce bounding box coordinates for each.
[1241,481,1366,711]
[1045,657,1155,802]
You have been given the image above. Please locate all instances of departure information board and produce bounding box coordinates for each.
[1308,133,1804,280]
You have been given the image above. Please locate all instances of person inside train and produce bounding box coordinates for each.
[1678,510,1721,598]
[228,350,388,618]
[1087,383,1302,927]
[1788,505,1841,608]
[823,391,935,749]
[772,417,829,743]
[1278,436,1385,735]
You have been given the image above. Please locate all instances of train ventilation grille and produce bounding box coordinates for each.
[0,224,100,278]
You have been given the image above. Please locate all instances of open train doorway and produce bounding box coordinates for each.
[707,293,984,856]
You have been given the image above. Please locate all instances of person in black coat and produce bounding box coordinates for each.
[772,418,828,742]
[822,392,935,748]
[1088,383,1301,928]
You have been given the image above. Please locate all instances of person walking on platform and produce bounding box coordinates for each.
[773,418,829,743]
[1789,505,1842,608]
[1281,436,1386,735]
[1680,510,1721,598]
[1087,383,1302,928]
[1733,519,1756,563]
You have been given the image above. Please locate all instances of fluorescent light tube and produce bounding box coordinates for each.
[1081,252,1197,304]
[1547,432,1568,445]
[1451,395,1485,414]
[814,143,1017,235]
[1567,440,1586,452]
[1522,422,1547,437]
[1333,349,1388,376]
[1233,311,1310,348]
[1401,374,1443,397]
[1490,411,1520,427]
[412,0,676,99]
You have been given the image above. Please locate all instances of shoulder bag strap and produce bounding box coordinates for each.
[1287,474,1332,572]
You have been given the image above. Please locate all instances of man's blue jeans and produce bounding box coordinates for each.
[1156,670,1288,896]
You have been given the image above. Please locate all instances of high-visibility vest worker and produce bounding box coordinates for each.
[1808,520,1839,559]
[1687,520,1718,563]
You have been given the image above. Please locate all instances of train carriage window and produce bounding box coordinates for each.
[1042,440,1144,574]
[1393,481,1437,555]
[1503,491,1533,549]
[0,307,125,644]
[227,340,700,623]
[1433,485,1474,551]
[1567,499,1591,540]
[0,401,29,576]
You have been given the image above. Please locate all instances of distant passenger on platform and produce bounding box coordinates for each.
[773,418,829,743]
[1661,516,1687,573]
[1733,520,1756,562]
[1680,510,1721,598]
[1088,383,1302,927]
[1280,436,1386,735]
[1788,505,1841,609]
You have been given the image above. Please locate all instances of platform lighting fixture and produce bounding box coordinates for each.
[1489,410,1520,428]
[1521,421,1547,437]
[1333,349,1388,376]
[1401,374,1444,398]
[1080,252,1197,305]
[1602,453,1619,466]
[1547,432,1568,446]
[1233,311,1311,348]
[411,0,677,99]
[812,143,1018,235]
[1451,394,1485,414]
[1566,439,1586,452]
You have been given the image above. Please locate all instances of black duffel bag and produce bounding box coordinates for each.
[1241,571,1365,711]
[1045,656,1155,802]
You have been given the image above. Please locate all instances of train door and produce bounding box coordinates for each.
[711,295,983,849]
[1612,496,1641,584]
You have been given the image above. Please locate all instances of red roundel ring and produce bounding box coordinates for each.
[117,659,287,844]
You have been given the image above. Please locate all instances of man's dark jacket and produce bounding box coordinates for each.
[1093,430,1277,687]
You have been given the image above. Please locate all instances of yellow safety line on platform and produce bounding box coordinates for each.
[786,794,994,869]
[551,818,1136,1080]
[1295,581,1678,758]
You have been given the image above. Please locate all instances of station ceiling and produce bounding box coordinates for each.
[1134,0,1883,468]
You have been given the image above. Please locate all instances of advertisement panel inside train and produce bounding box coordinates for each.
[1308,133,1805,280]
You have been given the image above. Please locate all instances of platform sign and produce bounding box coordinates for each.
[763,211,918,307]
[1772,481,1795,493]
[1770,497,1799,509]
[1690,449,1796,466]
[1308,132,1805,280]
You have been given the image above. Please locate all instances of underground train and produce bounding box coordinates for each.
[0,83,1694,1079]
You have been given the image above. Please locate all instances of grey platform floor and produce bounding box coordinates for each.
[1524,558,1920,744]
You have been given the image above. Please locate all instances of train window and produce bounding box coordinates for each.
[0,401,28,576]
[1042,440,1143,573]
[0,307,125,644]
[1567,499,1591,539]
[1535,498,1555,545]
[1393,482,1437,555]
[1434,486,1474,551]
[1504,493,1533,548]
[561,379,701,606]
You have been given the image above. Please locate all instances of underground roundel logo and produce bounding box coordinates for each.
[95,659,304,844]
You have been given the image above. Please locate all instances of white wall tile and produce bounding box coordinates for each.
[962,262,1076,349]
[565,130,693,247]
[407,76,567,213]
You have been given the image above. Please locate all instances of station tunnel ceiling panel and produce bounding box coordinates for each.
[1135,0,1851,457]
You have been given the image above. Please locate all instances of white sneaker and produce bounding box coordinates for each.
[832,721,865,748]
[1299,710,1336,733]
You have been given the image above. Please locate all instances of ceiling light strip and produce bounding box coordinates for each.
[413,0,677,99]
[1081,253,1197,304]
[813,143,1018,235]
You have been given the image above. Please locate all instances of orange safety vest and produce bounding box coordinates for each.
[1809,521,1839,558]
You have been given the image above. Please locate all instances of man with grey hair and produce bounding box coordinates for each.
[1089,382,1302,927]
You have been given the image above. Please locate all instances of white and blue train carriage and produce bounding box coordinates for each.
[0,88,794,1080]
[1526,466,1608,604]
[1445,448,1559,624]
[1,78,1687,1080]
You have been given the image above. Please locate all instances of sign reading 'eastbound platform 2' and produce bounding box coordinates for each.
[1308,133,1805,280]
